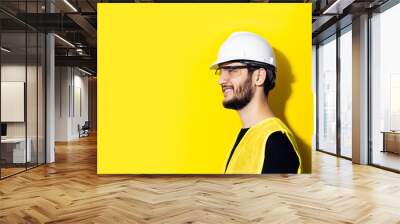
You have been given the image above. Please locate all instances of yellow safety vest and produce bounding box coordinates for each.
[225,117,302,174]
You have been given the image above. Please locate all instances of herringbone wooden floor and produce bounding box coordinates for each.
[1,134,400,224]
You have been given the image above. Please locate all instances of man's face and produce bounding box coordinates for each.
[217,62,255,110]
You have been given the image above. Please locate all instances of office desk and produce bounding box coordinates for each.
[382,131,400,154]
[1,138,31,163]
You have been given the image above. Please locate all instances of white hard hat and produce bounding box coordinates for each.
[210,31,276,69]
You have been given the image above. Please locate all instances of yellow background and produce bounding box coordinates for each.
[98,3,312,174]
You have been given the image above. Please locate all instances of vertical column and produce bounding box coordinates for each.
[336,30,341,157]
[46,1,55,163]
[352,14,369,164]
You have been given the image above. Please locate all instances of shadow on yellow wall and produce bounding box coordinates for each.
[269,49,312,173]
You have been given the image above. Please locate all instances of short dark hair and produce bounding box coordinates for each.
[241,60,276,96]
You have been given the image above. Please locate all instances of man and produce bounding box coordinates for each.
[210,32,302,174]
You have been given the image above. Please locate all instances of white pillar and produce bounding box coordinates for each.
[46,32,55,163]
[352,14,369,164]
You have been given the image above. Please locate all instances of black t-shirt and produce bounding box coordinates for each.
[225,128,299,174]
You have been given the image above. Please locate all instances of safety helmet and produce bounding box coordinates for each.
[210,32,276,69]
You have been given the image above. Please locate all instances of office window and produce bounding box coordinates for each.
[317,35,337,154]
[371,2,400,171]
[339,27,352,158]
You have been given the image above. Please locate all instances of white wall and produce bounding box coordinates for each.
[55,67,89,141]
[72,73,89,138]
[55,66,70,141]
[1,65,38,137]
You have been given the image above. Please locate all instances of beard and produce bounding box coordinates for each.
[222,76,254,110]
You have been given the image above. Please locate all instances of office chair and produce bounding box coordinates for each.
[79,121,90,138]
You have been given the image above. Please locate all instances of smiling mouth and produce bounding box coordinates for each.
[222,86,234,95]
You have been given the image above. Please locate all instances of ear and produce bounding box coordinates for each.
[253,68,267,87]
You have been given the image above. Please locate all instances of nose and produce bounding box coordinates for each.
[218,71,229,85]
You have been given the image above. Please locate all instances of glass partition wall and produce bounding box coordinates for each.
[0,31,27,177]
[0,2,46,179]
[316,26,352,159]
[370,2,400,172]
[339,27,352,159]
[317,35,337,155]
[316,0,400,172]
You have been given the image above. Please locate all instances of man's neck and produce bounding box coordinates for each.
[238,95,274,128]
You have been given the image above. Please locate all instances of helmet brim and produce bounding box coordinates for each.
[210,58,275,70]
[209,58,247,69]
